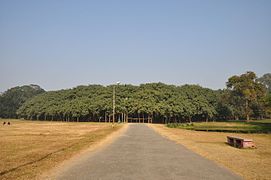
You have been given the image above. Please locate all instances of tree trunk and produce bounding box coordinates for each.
[246,99,250,122]
[122,113,124,123]
[105,113,107,123]
[246,114,250,122]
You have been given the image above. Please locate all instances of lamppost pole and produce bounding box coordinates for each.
[113,85,116,124]
[112,82,120,125]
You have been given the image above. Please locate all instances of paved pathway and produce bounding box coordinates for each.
[56,124,241,180]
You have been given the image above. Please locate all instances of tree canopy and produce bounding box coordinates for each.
[0,84,45,118]
[226,72,267,121]
[1,72,270,123]
[16,83,219,123]
[257,73,271,92]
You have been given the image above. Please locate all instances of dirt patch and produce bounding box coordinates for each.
[0,120,124,180]
[149,124,271,180]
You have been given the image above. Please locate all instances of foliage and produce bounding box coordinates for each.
[263,92,271,118]
[0,84,45,118]
[1,71,270,123]
[16,83,219,123]
[257,73,271,92]
[226,71,267,121]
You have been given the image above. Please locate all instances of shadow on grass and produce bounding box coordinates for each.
[167,120,271,133]
[0,145,71,176]
[246,121,271,133]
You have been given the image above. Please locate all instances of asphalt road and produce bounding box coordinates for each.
[56,124,241,180]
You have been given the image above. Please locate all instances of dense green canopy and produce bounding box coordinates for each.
[0,84,45,118]
[16,83,218,123]
[257,73,271,92]
[1,72,270,123]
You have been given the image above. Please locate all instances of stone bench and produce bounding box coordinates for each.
[227,136,256,148]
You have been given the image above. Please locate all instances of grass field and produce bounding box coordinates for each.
[150,122,271,180]
[167,119,271,133]
[0,119,122,180]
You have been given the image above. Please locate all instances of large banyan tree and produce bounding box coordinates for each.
[15,72,270,123]
[17,83,218,123]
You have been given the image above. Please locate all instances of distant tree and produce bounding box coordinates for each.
[263,92,271,118]
[227,71,266,121]
[17,83,219,123]
[0,84,45,118]
[15,73,269,123]
[257,73,271,92]
[215,90,233,120]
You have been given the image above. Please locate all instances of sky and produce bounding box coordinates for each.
[0,0,271,92]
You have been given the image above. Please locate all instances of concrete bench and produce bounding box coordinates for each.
[227,136,256,148]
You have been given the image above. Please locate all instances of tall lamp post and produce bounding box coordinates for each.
[113,82,120,124]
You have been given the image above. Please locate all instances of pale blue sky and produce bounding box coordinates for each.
[0,0,270,92]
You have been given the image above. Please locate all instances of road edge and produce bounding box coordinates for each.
[147,124,243,179]
[41,123,129,180]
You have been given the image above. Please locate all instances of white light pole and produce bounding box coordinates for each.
[113,82,120,124]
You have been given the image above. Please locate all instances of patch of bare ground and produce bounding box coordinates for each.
[149,124,271,180]
[0,119,123,180]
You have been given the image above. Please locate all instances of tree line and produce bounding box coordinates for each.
[0,84,45,118]
[1,72,270,123]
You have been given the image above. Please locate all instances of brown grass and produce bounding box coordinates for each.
[0,119,122,180]
[149,124,271,180]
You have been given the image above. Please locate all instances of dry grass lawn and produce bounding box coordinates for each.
[150,124,271,180]
[0,119,122,180]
